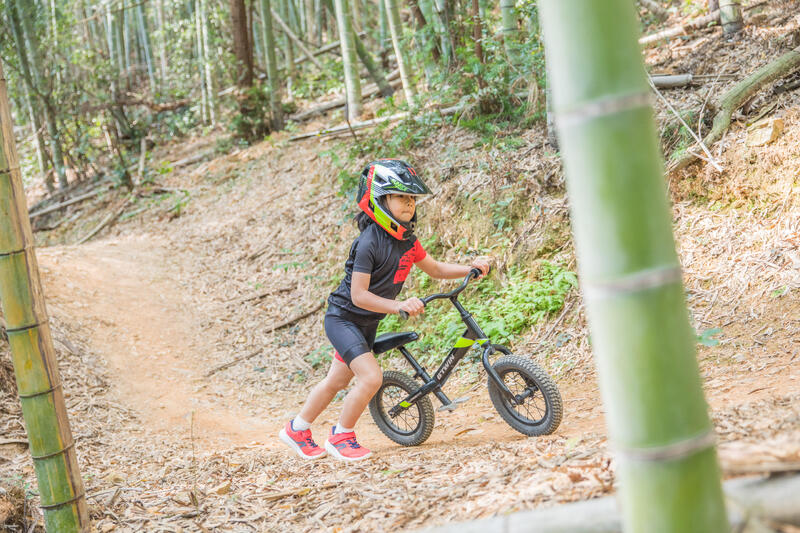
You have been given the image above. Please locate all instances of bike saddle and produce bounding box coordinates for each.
[372,332,418,355]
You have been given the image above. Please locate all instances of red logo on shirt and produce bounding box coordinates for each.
[394,248,416,284]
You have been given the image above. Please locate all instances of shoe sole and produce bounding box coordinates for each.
[324,440,372,462]
[279,428,327,460]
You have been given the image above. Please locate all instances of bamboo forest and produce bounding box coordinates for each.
[1,0,799,531]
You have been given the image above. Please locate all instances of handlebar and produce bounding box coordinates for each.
[397,267,487,320]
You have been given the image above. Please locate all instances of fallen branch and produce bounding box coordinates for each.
[205,349,263,377]
[290,70,401,122]
[289,103,464,142]
[260,482,341,502]
[76,196,132,244]
[28,187,109,219]
[0,439,28,446]
[171,150,214,169]
[670,44,800,172]
[265,300,325,332]
[649,77,723,171]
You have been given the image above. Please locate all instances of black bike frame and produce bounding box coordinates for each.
[387,271,519,417]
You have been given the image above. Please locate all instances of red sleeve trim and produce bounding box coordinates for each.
[413,240,427,263]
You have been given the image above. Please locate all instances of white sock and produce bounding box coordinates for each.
[291,415,311,431]
[334,423,354,434]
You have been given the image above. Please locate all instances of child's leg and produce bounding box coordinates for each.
[337,351,382,428]
[297,357,354,423]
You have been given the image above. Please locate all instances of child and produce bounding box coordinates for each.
[279,159,490,461]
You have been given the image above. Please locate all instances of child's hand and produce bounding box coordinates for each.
[471,256,492,279]
[397,298,425,317]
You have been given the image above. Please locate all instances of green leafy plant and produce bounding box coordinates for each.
[378,262,577,367]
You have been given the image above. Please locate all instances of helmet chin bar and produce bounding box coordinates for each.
[357,188,416,241]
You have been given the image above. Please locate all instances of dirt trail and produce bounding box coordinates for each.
[38,236,277,448]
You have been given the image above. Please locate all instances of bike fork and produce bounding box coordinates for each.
[482,345,519,405]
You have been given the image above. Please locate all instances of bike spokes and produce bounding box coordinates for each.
[381,385,420,435]
[503,371,547,424]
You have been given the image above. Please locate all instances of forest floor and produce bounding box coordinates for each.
[2,3,800,532]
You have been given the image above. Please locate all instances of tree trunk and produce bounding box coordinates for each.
[323,0,394,96]
[384,0,415,101]
[200,0,217,125]
[409,0,441,63]
[315,0,323,46]
[305,0,315,44]
[709,0,719,11]
[719,0,743,36]
[539,1,730,532]
[378,0,389,51]
[500,0,520,63]
[195,0,209,123]
[16,0,69,190]
[280,0,297,94]
[136,3,157,94]
[260,0,285,130]
[5,0,51,191]
[230,0,255,87]
[0,59,90,533]
[432,0,454,63]
[155,0,168,84]
[471,0,485,90]
[333,0,362,121]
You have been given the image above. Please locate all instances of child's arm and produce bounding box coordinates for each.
[351,272,425,316]
[415,255,491,280]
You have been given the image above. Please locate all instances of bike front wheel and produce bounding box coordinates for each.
[488,355,563,436]
[369,371,435,446]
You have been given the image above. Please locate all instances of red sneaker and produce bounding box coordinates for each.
[324,427,372,461]
[279,421,327,460]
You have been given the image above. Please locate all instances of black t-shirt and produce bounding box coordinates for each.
[328,222,427,323]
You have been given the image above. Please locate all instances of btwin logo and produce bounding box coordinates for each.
[435,353,457,381]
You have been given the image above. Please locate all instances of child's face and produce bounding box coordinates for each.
[385,194,416,223]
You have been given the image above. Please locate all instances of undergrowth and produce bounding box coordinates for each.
[376,261,577,368]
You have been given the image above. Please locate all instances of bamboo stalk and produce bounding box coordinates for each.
[270,8,324,69]
[384,0,415,101]
[0,60,89,532]
[260,0,285,130]
[333,0,362,121]
[539,1,729,532]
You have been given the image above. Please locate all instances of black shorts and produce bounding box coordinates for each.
[324,310,379,366]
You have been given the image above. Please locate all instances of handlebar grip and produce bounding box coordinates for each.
[398,310,409,320]
[469,267,482,279]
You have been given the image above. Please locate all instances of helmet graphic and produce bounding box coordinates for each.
[357,159,431,240]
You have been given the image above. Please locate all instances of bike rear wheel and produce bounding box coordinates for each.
[369,371,435,446]
[488,355,563,436]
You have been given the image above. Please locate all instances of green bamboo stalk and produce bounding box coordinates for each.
[259,0,285,130]
[719,0,743,35]
[322,0,394,97]
[333,0,362,121]
[136,2,157,94]
[384,0,415,101]
[16,0,68,190]
[500,0,520,64]
[4,0,50,191]
[0,60,89,533]
[280,0,296,85]
[538,1,729,532]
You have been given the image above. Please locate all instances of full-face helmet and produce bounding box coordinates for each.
[357,159,432,240]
